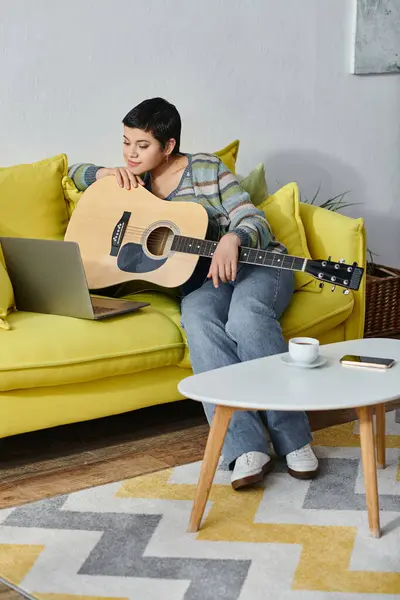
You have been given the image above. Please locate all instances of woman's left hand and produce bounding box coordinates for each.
[207,233,241,288]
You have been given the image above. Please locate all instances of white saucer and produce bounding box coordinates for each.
[281,354,327,369]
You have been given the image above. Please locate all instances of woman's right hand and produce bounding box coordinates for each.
[96,167,145,190]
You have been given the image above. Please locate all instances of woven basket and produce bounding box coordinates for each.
[364,264,400,337]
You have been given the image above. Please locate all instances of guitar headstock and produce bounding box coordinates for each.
[305,257,364,292]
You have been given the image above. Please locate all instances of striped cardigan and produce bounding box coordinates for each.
[68,153,286,252]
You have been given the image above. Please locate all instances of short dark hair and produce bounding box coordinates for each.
[122,97,181,154]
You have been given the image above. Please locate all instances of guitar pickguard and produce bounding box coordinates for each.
[117,243,167,273]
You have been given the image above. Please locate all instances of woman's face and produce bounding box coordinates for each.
[123,126,174,174]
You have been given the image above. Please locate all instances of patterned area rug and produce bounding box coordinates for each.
[0,413,399,600]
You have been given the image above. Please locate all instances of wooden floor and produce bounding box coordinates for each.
[0,400,382,510]
[0,397,399,599]
[0,583,17,600]
[0,580,30,600]
[0,583,15,600]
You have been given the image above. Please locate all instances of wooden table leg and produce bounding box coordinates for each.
[188,405,235,533]
[357,406,381,538]
[375,403,386,469]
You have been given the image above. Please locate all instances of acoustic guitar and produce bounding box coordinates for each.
[64,176,364,293]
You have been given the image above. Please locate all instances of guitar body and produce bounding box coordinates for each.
[64,176,209,289]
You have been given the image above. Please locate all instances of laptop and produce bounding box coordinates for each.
[0,237,150,320]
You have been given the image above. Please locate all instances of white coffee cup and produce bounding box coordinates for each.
[288,337,320,365]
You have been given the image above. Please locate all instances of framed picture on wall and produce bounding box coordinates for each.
[354,0,400,74]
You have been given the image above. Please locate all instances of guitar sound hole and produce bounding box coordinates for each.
[146,226,173,257]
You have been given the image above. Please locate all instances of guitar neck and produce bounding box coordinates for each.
[171,235,307,272]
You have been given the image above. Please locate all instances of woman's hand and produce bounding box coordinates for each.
[207,233,241,288]
[96,167,145,190]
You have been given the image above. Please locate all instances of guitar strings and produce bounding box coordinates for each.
[78,217,305,262]
[122,232,217,246]
[75,216,321,261]
[116,228,303,260]
[120,232,301,259]
[110,234,305,269]
[101,232,306,266]
[76,216,305,260]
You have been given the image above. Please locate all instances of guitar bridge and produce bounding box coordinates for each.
[110,211,131,256]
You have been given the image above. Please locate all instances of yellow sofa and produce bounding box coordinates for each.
[0,152,366,440]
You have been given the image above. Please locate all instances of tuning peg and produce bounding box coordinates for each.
[331,285,336,292]
[339,258,345,263]
[343,289,350,295]
[319,282,324,289]
[328,256,332,262]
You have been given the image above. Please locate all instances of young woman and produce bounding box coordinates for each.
[69,97,318,488]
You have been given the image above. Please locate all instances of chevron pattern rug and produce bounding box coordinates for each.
[0,412,399,600]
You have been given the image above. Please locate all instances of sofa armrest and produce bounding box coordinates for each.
[299,202,367,340]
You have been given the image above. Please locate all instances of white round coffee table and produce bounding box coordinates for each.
[178,338,400,538]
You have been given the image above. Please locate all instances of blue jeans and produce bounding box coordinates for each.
[180,263,312,466]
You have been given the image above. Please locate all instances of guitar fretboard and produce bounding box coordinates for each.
[171,235,306,271]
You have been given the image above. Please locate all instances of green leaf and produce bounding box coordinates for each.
[310,183,322,205]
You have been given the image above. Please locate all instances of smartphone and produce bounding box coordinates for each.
[340,354,395,369]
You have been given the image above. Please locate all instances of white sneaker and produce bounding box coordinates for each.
[286,444,319,479]
[231,451,273,490]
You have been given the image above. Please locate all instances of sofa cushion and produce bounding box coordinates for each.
[122,290,190,368]
[281,285,354,338]
[258,183,315,291]
[0,154,70,240]
[0,298,184,392]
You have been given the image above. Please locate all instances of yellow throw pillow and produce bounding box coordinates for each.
[0,246,14,330]
[62,175,83,217]
[0,154,70,240]
[214,140,240,174]
[258,183,315,291]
